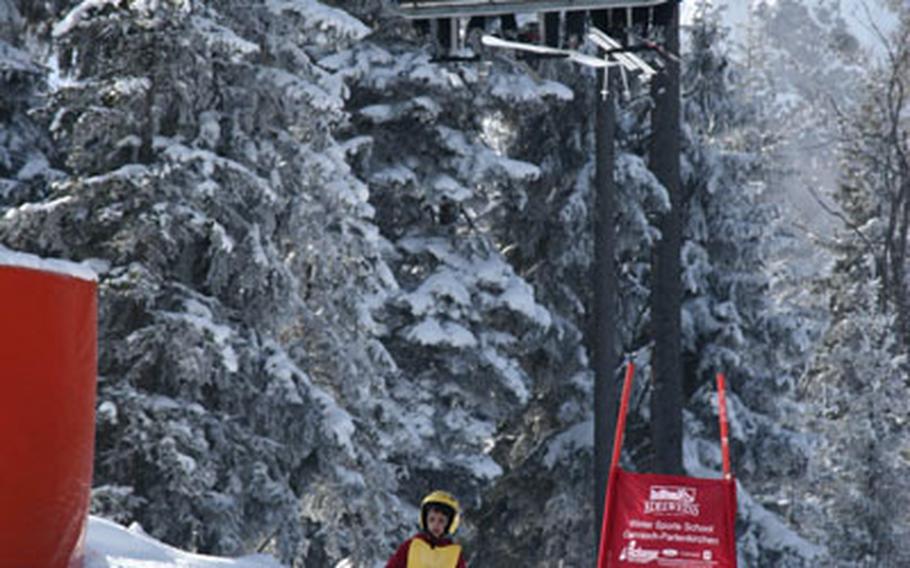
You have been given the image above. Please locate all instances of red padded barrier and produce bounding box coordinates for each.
[0,264,97,568]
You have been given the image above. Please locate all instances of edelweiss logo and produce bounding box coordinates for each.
[643,485,700,516]
[619,540,659,564]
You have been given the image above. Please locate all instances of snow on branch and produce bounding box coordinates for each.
[0,41,42,75]
[191,15,260,61]
[264,0,369,45]
[264,341,357,458]
[487,71,573,104]
[53,0,121,38]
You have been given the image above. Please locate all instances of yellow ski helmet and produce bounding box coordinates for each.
[419,490,461,535]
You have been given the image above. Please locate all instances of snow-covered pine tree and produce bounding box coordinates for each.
[348,39,674,568]
[0,0,59,206]
[798,13,910,563]
[323,34,569,553]
[0,0,412,564]
[675,3,825,564]
[742,0,867,240]
[800,251,910,566]
[681,1,816,432]
[465,64,671,566]
[323,14,677,561]
[5,1,900,565]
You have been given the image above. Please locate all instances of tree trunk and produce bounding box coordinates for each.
[648,3,683,475]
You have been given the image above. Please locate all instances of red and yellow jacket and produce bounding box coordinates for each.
[385,532,467,568]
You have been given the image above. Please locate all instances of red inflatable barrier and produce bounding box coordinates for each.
[0,256,97,568]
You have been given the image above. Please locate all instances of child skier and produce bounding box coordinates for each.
[385,490,467,568]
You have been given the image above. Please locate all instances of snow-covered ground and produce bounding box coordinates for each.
[84,517,283,568]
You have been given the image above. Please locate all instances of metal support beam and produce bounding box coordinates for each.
[543,11,560,47]
[593,64,619,556]
[435,17,456,51]
[648,0,683,476]
[397,0,668,19]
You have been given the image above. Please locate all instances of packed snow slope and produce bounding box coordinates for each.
[85,516,281,568]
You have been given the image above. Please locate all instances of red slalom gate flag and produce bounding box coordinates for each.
[598,365,737,567]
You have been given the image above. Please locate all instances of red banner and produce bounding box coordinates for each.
[598,365,737,567]
[600,469,737,567]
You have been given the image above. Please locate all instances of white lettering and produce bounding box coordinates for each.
[622,530,659,540]
[643,500,700,516]
[662,533,720,546]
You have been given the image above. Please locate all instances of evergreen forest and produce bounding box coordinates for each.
[1,0,908,566]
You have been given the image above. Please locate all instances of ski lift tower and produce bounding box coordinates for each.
[395,0,683,554]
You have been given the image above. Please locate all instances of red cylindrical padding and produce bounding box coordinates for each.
[0,264,97,568]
